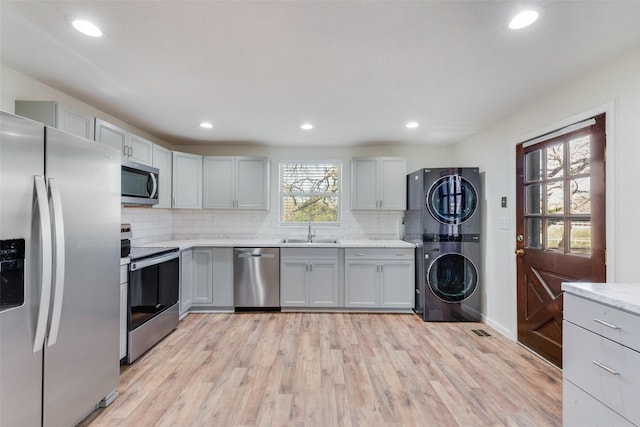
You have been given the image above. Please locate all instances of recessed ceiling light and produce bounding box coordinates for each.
[300,123,314,130]
[406,121,419,129]
[71,19,102,37]
[200,122,213,129]
[509,10,539,30]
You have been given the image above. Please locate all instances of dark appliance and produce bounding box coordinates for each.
[121,159,159,206]
[122,224,179,363]
[405,167,482,322]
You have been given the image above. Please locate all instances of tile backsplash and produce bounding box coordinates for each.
[122,207,404,246]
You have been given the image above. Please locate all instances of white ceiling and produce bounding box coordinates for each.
[2,1,640,147]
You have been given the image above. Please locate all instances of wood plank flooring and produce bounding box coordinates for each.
[79,313,562,426]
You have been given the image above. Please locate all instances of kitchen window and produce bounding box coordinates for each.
[279,160,342,225]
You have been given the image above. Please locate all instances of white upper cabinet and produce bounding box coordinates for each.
[128,134,153,166]
[152,144,172,209]
[203,156,269,210]
[95,118,152,165]
[172,151,202,209]
[95,119,127,152]
[15,100,95,140]
[351,157,406,210]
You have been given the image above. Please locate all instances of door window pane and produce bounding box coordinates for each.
[526,218,542,249]
[546,219,564,252]
[525,150,542,182]
[570,220,591,254]
[546,144,564,179]
[547,181,564,214]
[570,136,590,175]
[570,177,590,214]
[526,184,542,214]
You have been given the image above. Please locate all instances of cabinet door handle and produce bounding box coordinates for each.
[355,253,365,257]
[592,360,620,375]
[593,318,620,329]
[380,265,383,273]
[309,264,312,272]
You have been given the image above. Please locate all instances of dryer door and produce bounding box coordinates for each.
[427,253,478,302]
[426,175,478,225]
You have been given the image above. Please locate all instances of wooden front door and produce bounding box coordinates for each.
[515,114,606,367]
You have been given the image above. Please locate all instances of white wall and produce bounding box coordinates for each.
[0,63,174,149]
[450,47,640,338]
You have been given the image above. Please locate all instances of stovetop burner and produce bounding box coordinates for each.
[129,246,179,262]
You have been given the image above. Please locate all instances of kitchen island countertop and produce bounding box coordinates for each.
[562,282,640,315]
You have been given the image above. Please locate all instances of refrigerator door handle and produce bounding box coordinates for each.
[33,175,53,353]
[47,178,65,347]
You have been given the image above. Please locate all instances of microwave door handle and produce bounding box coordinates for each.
[149,172,158,198]
[33,176,53,353]
[47,178,65,347]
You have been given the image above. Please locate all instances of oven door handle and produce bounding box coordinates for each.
[130,251,179,271]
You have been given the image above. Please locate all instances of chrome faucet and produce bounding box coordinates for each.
[307,219,316,243]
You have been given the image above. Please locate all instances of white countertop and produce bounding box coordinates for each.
[140,238,416,250]
[562,282,640,315]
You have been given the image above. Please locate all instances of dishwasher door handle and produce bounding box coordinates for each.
[237,252,275,259]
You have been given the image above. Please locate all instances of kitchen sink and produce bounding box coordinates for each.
[280,238,340,244]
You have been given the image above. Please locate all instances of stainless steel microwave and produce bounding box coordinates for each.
[121,159,159,206]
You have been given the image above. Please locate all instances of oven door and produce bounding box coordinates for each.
[128,252,179,331]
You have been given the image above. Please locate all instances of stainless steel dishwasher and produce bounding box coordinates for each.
[233,248,280,309]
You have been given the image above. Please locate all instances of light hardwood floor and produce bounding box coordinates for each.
[80,313,562,426]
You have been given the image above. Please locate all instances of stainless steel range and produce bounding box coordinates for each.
[121,225,179,363]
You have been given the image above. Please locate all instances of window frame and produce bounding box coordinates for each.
[278,159,342,227]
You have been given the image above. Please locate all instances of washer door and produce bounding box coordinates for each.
[427,253,478,302]
[426,175,478,225]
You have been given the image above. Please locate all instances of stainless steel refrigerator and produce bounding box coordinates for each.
[0,111,121,427]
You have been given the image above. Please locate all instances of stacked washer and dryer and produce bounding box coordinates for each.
[404,168,482,321]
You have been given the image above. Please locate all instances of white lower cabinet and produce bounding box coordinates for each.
[192,248,233,308]
[281,248,339,308]
[180,249,193,317]
[119,264,128,360]
[344,261,379,307]
[193,249,213,305]
[563,292,640,426]
[345,248,414,309]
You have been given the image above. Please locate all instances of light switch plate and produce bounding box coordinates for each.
[499,217,510,230]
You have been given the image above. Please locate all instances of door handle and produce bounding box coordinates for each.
[33,176,53,353]
[47,178,65,347]
[514,249,525,256]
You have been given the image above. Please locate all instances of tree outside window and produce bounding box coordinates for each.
[280,161,341,224]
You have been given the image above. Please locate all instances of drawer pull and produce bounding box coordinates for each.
[593,318,620,329]
[592,360,620,375]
